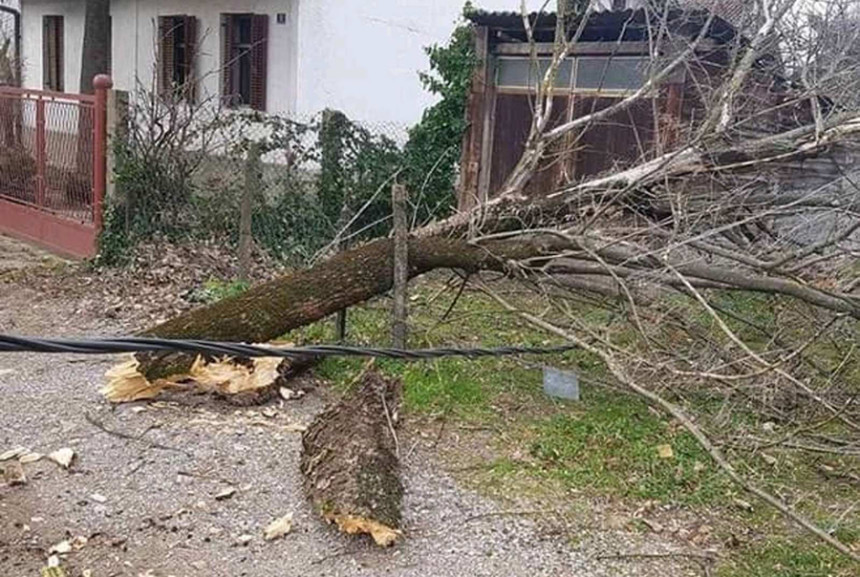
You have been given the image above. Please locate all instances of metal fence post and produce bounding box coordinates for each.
[92,74,112,233]
[34,96,45,207]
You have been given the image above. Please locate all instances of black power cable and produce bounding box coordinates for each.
[0,335,577,361]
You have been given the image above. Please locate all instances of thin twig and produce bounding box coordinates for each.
[85,412,187,455]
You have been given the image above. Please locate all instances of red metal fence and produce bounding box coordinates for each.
[0,76,110,258]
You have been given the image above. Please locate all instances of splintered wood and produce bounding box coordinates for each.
[102,351,285,403]
[300,370,404,547]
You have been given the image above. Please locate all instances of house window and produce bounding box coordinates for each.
[496,57,572,90]
[42,15,63,91]
[158,15,198,101]
[495,56,649,94]
[221,13,268,110]
[575,57,648,91]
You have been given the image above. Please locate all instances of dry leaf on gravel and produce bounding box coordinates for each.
[3,460,26,485]
[215,487,237,501]
[40,565,66,577]
[19,452,43,464]
[48,448,75,468]
[49,540,72,555]
[0,447,26,461]
[263,513,293,541]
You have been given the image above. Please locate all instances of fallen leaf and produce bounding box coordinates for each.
[761,453,777,466]
[279,387,300,401]
[3,460,26,485]
[40,565,66,577]
[71,536,88,551]
[48,448,75,469]
[733,498,753,512]
[0,447,26,461]
[641,518,664,533]
[656,444,674,459]
[693,460,705,473]
[236,534,254,546]
[261,407,278,418]
[215,487,237,501]
[19,452,43,464]
[50,540,72,555]
[89,493,108,504]
[264,513,293,541]
[281,423,307,433]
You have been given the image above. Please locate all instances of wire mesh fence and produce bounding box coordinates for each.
[101,98,457,268]
[0,88,95,223]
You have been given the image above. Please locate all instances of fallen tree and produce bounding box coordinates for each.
[300,369,403,546]
[132,236,566,381]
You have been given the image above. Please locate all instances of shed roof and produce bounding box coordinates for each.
[466,8,738,45]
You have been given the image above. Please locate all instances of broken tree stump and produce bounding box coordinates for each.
[300,370,403,546]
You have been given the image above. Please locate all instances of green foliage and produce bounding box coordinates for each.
[101,107,404,266]
[186,278,250,304]
[402,3,477,222]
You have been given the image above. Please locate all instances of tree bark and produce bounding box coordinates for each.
[300,370,403,546]
[135,236,564,380]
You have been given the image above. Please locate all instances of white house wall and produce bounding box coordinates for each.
[109,0,299,116]
[20,0,300,113]
[19,0,557,125]
[20,0,85,93]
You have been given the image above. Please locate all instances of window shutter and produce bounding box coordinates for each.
[42,16,63,91]
[106,16,112,76]
[158,16,175,97]
[221,14,235,106]
[42,17,50,89]
[250,14,268,111]
[184,16,198,103]
[56,18,64,91]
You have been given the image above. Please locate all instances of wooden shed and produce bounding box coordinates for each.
[456,7,800,210]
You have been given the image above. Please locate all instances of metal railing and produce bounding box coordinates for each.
[0,75,111,258]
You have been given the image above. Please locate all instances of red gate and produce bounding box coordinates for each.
[0,75,111,258]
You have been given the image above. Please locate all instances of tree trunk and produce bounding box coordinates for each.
[135,236,563,380]
[300,369,403,546]
[79,0,110,94]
